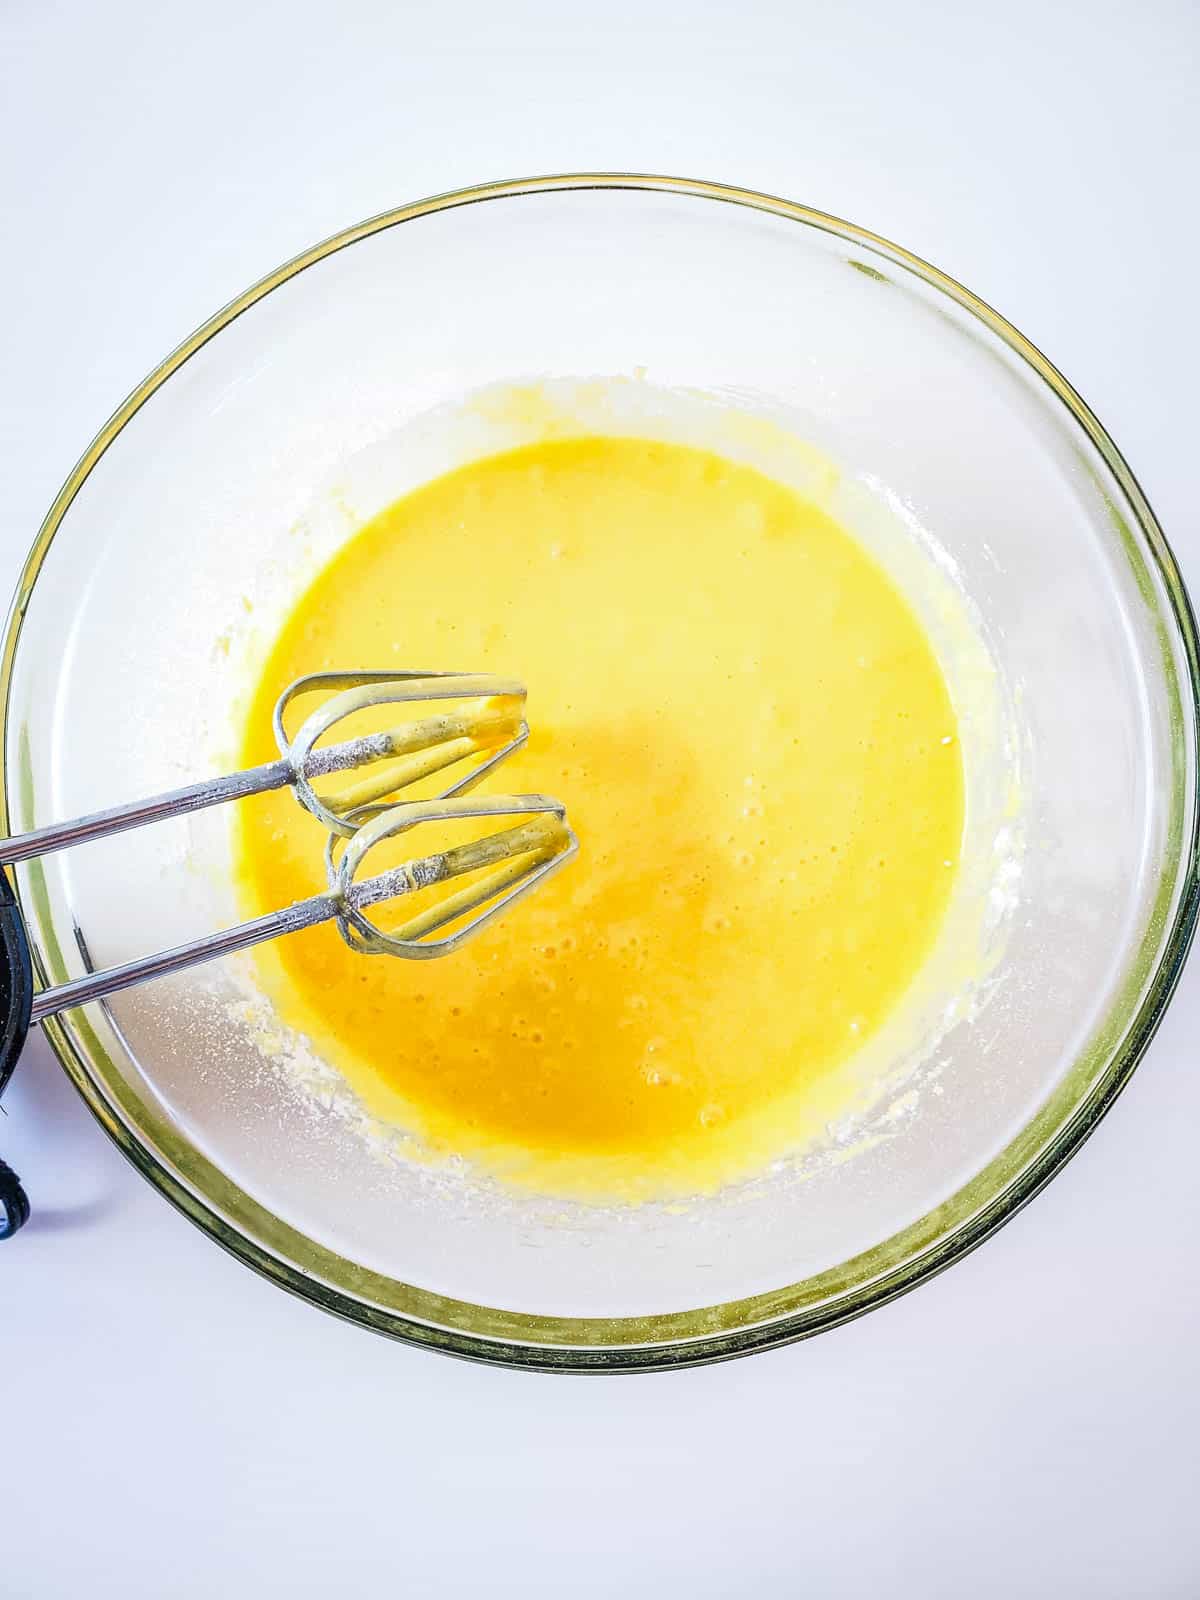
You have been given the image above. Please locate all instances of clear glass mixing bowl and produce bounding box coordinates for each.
[3,176,1196,1370]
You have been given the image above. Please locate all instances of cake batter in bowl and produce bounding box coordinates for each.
[3,176,1195,1369]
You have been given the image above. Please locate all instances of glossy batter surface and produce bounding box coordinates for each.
[235,437,963,1198]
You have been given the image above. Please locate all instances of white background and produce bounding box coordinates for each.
[2,3,1198,1595]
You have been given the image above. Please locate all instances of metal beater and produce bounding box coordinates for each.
[0,670,578,1024]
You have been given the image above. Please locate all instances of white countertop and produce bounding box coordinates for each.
[3,3,1198,1595]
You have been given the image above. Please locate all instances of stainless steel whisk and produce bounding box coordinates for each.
[0,671,578,1024]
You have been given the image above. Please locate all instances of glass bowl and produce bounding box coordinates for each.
[3,175,1196,1371]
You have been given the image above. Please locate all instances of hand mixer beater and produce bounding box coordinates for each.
[2,670,577,1020]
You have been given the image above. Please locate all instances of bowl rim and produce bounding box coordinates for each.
[4,172,1198,1371]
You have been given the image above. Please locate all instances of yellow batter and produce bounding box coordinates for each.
[235,436,963,1199]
